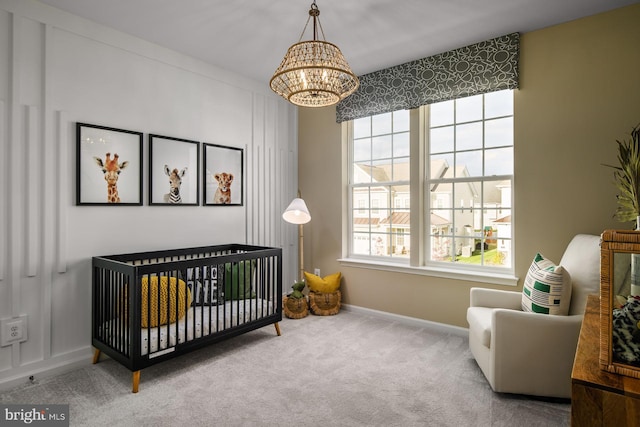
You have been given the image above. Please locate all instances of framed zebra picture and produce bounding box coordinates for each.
[203,143,244,206]
[149,134,200,205]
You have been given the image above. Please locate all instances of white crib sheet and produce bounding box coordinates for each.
[102,299,274,356]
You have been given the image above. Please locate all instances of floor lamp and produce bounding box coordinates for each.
[282,197,311,282]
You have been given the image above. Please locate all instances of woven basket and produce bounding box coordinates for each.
[309,290,341,316]
[283,295,309,319]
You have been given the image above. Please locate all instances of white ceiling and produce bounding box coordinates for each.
[38,0,640,85]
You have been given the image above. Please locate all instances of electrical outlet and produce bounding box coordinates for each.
[314,268,321,276]
[0,315,28,347]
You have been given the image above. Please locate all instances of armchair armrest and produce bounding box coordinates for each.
[490,309,584,396]
[470,287,522,310]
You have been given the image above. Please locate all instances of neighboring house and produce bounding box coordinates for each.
[353,158,512,260]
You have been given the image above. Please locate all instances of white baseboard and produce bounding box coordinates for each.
[341,304,468,338]
[0,346,94,392]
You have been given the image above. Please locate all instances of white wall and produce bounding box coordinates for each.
[0,0,298,389]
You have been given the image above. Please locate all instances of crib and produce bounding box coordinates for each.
[91,244,282,392]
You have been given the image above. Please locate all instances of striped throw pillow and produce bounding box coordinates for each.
[521,253,572,315]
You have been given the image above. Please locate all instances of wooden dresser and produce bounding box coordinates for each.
[571,294,640,426]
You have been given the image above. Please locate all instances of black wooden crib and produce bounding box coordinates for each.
[91,244,282,392]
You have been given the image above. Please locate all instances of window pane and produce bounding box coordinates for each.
[354,117,371,139]
[483,180,511,229]
[371,160,393,181]
[485,90,513,118]
[485,117,513,148]
[353,162,371,184]
[371,198,381,215]
[391,229,410,257]
[429,154,453,180]
[430,126,454,154]
[456,122,482,151]
[352,232,371,255]
[372,135,392,160]
[372,112,392,136]
[456,150,482,177]
[391,185,410,208]
[357,199,366,214]
[484,180,511,209]
[393,110,410,132]
[431,230,453,261]
[392,157,410,181]
[456,94,482,123]
[485,147,513,176]
[393,132,410,157]
[453,182,477,212]
[430,100,454,127]
[430,188,451,220]
[353,188,369,215]
[353,138,370,162]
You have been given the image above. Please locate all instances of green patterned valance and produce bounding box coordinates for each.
[336,33,519,123]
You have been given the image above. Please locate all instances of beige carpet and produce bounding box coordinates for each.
[0,308,570,426]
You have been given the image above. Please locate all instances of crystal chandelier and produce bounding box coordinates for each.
[270,1,359,108]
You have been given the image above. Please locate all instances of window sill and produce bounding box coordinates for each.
[337,258,519,287]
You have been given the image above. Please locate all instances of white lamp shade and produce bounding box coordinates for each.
[282,198,311,224]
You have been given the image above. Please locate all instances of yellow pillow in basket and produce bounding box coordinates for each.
[140,276,192,328]
[304,271,341,294]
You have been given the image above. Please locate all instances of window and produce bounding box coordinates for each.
[346,90,514,276]
[350,110,410,258]
[428,90,513,270]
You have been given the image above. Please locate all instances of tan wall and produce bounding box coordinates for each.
[298,4,640,328]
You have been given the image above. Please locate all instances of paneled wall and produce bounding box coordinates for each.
[0,0,298,389]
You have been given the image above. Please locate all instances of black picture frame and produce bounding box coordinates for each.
[76,123,143,205]
[149,134,200,205]
[203,143,244,206]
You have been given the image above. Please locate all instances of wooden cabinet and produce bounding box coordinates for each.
[571,294,640,426]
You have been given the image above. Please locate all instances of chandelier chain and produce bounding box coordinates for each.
[297,1,326,42]
[298,15,312,42]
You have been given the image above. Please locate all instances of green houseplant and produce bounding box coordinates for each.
[604,124,640,225]
[604,124,640,297]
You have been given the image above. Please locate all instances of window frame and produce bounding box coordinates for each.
[341,90,517,286]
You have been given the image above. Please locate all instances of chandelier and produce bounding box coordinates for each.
[270,1,359,108]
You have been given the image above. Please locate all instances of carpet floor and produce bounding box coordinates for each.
[0,308,570,426]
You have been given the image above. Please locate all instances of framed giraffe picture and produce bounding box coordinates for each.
[149,135,200,206]
[76,123,143,205]
[203,143,244,206]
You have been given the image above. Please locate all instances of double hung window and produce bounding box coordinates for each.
[346,89,514,275]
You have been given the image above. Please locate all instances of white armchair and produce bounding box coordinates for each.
[466,234,601,398]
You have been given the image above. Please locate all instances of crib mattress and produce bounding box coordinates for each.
[101,299,274,357]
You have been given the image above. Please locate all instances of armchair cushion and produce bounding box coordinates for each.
[521,253,572,315]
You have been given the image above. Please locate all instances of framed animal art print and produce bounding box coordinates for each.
[76,123,143,205]
[203,143,243,206]
[149,134,200,206]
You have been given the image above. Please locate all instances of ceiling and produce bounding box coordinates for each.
[38,0,639,86]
